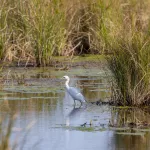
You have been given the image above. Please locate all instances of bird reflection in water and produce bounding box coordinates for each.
[65,107,87,127]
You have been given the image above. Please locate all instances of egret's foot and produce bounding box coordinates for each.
[81,102,87,108]
[78,101,83,108]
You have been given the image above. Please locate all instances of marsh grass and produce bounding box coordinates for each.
[108,37,150,106]
[29,0,67,66]
[1,0,149,66]
[105,1,150,106]
[110,107,150,128]
[65,1,97,55]
[0,0,67,66]
[0,0,137,65]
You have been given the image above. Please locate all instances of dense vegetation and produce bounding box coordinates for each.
[0,0,150,104]
[0,0,146,64]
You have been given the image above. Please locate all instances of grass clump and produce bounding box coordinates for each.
[105,1,150,106]
[108,35,150,106]
[0,0,67,66]
[29,0,67,66]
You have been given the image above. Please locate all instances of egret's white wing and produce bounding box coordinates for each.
[67,87,86,102]
[68,87,80,94]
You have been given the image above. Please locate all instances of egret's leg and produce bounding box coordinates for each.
[79,101,82,108]
[74,100,76,106]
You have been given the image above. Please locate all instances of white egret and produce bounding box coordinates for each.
[63,75,86,107]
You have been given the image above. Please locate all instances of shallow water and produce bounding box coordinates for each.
[0,67,150,150]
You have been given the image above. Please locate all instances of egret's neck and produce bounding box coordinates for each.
[65,78,70,89]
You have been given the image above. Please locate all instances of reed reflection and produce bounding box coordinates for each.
[110,107,150,150]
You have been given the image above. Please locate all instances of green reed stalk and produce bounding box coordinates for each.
[28,0,66,66]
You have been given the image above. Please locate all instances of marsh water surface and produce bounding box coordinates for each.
[0,67,150,150]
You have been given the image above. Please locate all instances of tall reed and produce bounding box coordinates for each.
[28,0,67,66]
[0,0,67,66]
[104,0,150,105]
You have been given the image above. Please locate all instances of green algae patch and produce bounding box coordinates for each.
[75,126,95,132]
[72,55,106,62]
[53,125,107,132]
[0,97,30,100]
[116,132,145,136]
[109,127,131,131]
[4,86,62,94]
[53,55,106,63]
[132,128,150,132]
[31,97,59,99]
